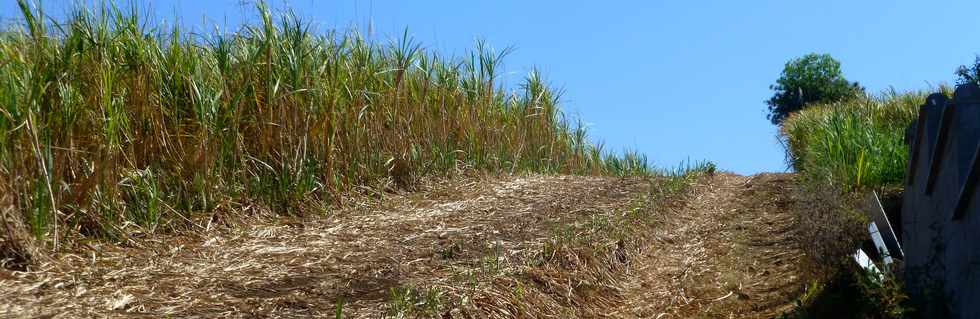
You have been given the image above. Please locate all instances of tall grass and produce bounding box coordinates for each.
[0,1,649,252]
[781,88,949,191]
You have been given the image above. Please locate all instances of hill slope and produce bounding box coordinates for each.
[0,173,802,318]
[617,173,801,318]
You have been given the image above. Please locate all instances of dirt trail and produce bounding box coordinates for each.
[616,173,802,318]
[0,173,802,318]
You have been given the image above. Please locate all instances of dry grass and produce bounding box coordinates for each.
[0,174,661,318]
[791,181,867,276]
[0,178,38,271]
[0,170,814,318]
[615,173,804,318]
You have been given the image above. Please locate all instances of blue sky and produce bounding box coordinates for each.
[3,0,979,174]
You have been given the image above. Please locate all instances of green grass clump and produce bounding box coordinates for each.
[781,88,948,191]
[0,1,650,251]
[386,285,445,318]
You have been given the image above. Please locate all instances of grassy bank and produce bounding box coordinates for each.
[0,1,648,263]
[780,88,950,318]
[781,88,949,192]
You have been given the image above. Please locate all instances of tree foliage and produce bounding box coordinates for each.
[955,55,980,85]
[766,53,863,125]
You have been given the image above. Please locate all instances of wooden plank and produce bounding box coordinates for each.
[906,106,928,186]
[953,141,980,220]
[926,102,956,194]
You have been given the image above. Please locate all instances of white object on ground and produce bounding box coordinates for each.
[853,248,883,281]
[868,221,894,266]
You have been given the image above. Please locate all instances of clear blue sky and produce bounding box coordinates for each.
[3,0,979,174]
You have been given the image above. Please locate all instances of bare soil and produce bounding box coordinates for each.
[0,173,803,318]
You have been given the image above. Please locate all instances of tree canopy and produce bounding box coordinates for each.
[766,53,863,125]
[955,56,980,85]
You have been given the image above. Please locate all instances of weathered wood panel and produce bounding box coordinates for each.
[903,84,980,318]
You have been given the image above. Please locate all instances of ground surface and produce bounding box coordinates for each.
[0,173,802,318]
[615,173,802,318]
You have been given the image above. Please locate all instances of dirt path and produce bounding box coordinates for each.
[615,173,802,318]
[0,173,803,318]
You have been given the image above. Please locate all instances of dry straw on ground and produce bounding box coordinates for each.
[0,175,648,317]
[1,173,804,318]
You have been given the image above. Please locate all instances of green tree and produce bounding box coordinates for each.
[955,55,980,85]
[766,53,863,125]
